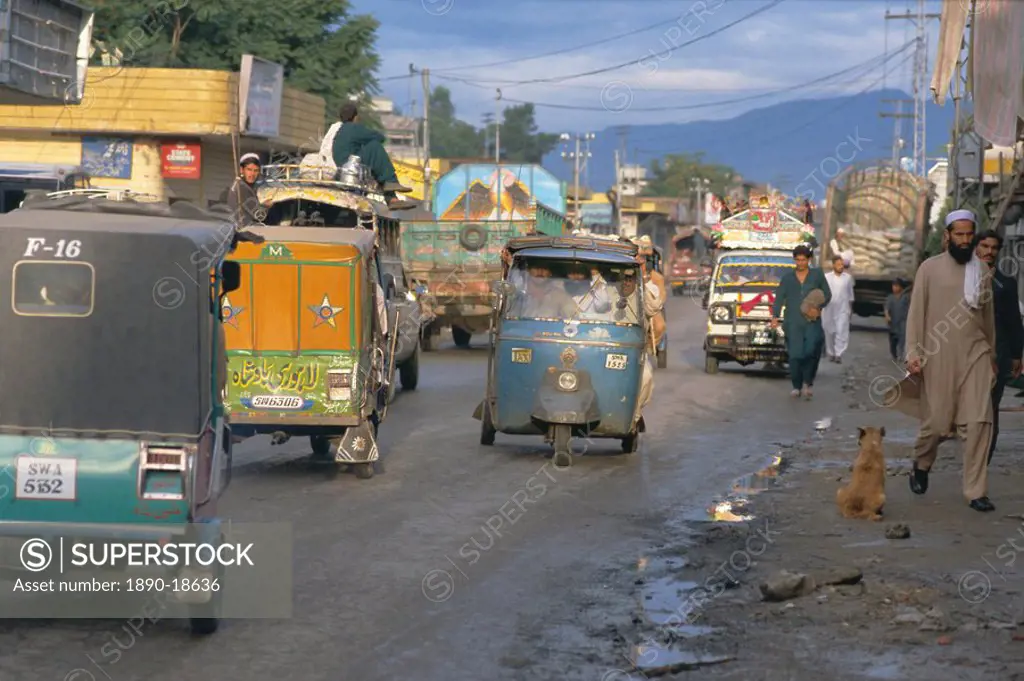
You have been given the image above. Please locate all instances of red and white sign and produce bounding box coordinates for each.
[160,143,201,179]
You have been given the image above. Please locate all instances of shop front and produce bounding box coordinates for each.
[0,66,326,211]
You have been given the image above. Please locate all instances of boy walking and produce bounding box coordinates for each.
[884,277,910,362]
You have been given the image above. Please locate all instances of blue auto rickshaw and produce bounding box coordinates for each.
[0,191,242,635]
[473,236,648,467]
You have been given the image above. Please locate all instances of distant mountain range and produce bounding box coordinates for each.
[541,89,958,201]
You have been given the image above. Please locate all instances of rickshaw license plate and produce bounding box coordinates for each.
[511,348,532,363]
[605,353,628,370]
[15,457,77,500]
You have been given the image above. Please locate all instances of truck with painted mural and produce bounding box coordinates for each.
[821,164,933,317]
[400,163,569,350]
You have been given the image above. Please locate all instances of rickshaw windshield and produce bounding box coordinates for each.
[504,257,642,325]
[715,255,794,286]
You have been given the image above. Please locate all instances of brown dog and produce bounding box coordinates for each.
[836,426,887,521]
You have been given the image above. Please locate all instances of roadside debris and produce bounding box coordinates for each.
[885,523,911,539]
[759,570,816,601]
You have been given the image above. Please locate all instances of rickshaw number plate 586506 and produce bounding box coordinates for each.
[15,457,77,500]
[605,354,628,370]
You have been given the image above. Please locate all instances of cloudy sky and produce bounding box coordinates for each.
[348,0,943,133]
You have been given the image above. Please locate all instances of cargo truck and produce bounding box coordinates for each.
[821,164,933,318]
[401,163,568,349]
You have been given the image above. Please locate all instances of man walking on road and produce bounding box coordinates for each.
[974,230,1023,462]
[770,244,831,400]
[900,210,997,512]
[822,255,854,363]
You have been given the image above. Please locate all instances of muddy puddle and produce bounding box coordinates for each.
[628,556,730,676]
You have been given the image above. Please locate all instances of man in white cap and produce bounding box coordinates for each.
[892,208,998,512]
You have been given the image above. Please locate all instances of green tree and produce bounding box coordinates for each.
[498,103,558,164]
[644,152,736,199]
[428,86,484,158]
[88,0,379,125]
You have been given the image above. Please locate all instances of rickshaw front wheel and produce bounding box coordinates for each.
[552,425,572,468]
[353,463,375,479]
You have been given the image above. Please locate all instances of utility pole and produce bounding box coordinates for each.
[494,89,502,164]
[481,112,493,158]
[690,177,710,230]
[420,67,431,208]
[561,132,594,228]
[615,125,628,235]
[880,98,913,168]
[885,1,941,176]
[614,149,623,234]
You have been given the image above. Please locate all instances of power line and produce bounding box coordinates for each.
[386,0,785,87]
[431,9,737,74]
[497,41,914,112]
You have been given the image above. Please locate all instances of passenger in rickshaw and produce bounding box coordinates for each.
[564,262,612,315]
[513,264,576,318]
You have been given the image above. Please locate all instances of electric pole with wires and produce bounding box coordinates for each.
[885,0,940,177]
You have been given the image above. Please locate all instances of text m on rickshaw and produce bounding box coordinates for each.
[474,236,650,467]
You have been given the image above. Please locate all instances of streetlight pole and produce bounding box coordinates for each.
[690,177,709,229]
[561,132,593,228]
[495,89,502,164]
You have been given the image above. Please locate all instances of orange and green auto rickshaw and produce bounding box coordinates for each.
[224,168,402,479]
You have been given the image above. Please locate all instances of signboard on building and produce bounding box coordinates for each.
[238,55,284,138]
[160,142,201,179]
[81,138,132,179]
[579,203,613,228]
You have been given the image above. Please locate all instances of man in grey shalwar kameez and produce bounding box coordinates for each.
[891,209,998,512]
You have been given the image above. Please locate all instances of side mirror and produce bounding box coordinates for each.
[222,261,241,293]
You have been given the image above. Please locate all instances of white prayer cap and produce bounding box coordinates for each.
[238,153,261,166]
[945,209,975,227]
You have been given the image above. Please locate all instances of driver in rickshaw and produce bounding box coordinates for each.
[516,264,576,318]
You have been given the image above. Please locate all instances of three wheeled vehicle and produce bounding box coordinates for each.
[0,190,240,635]
[474,236,649,467]
[223,163,402,479]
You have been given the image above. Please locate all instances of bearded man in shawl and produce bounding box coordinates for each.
[897,209,998,512]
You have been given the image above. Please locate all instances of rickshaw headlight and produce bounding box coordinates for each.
[558,371,578,391]
[327,368,352,401]
[710,305,731,322]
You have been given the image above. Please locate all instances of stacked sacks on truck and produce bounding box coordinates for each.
[837,223,917,276]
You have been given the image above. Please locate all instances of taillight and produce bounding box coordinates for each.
[327,368,353,401]
[138,444,193,500]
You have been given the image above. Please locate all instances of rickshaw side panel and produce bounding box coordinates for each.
[492,321,644,436]
[225,239,368,427]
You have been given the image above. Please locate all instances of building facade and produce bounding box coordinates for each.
[0,66,325,212]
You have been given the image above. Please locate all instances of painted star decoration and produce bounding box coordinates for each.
[309,294,344,328]
[221,295,245,329]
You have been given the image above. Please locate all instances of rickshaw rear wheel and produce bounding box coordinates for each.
[552,425,572,468]
[452,326,472,348]
[704,354,719,374]
[353,463,375,479]
[399,343,420,390]
[310,435,332,458]
[621,432,639,453]
[480,401,496,445]
[189,617,219,636]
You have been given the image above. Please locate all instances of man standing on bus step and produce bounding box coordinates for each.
[822,255,855,363]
